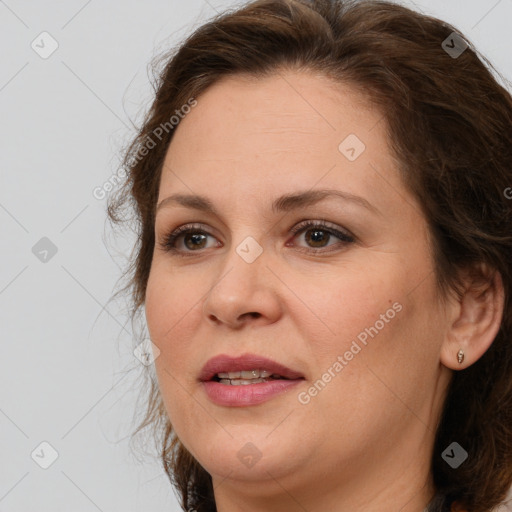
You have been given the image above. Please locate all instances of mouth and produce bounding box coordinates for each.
[211,369,296,385]
[199,353,305,407]
[199,353,305,384]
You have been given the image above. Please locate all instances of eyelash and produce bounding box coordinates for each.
[158,220,355,257]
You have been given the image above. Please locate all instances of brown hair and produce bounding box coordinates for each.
[106,0,512,510]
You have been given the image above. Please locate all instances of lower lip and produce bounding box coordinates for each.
[202,379,303,407]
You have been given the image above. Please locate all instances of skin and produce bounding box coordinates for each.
[145,69,504,512]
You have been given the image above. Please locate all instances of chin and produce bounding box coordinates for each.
[183,427,307,482]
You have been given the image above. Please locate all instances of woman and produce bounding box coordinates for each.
[107,0,512,510]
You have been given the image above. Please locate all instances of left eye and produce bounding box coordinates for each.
[289,220,355,252]
[159,221,355,255]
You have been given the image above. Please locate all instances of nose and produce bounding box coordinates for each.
[202,242,283,329]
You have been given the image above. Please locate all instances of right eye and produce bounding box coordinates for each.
[158,223,221,256]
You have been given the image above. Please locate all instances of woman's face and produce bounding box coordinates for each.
[145,70,452,506]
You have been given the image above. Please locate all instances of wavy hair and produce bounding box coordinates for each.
[106,1,512,510]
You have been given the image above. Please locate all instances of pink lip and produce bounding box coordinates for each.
[199,353,304,382]
[199,353,305,407]
[202,379,303,407]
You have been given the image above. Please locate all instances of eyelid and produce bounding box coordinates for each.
[158,219,356,256]
[158,222,218,252]
[289,219,355,240]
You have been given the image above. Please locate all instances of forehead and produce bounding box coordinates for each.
[166,70,380,156]
[158,69,402,215]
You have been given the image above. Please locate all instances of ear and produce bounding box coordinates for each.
[440,263,505,370]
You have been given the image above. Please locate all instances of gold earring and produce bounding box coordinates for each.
[457,349,465,364]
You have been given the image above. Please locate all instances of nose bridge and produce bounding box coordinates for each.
[209,233,266,302]
[202,232,280,326]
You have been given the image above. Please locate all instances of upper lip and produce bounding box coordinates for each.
[199,353,305,381]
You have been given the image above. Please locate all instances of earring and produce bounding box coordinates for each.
[457,349,465,364]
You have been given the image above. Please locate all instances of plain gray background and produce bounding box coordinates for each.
[1,1,511,511]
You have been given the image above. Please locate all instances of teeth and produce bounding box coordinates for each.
[219,378,267,385]
[241,370,259,379]
[217,369,278,379]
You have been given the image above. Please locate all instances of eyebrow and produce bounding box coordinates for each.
[156,189,380,216]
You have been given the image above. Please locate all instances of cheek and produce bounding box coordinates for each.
[295,263,430,406]
[310,274,441,426]
[144,268,205,433]
[297,268,402,352]
[299,296,419,441]
[145,264,203,347]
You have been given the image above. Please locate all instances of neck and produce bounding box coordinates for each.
[212,457,436,512]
